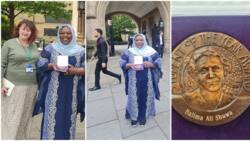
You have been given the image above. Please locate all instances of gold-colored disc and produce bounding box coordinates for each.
[172,32,250,126]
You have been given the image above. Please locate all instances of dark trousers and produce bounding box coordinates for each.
[160,45,164,58]
[95,59,120,87]
[155,45,164,58]
[128,43,132,48]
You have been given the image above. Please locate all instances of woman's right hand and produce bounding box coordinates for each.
[126,63,134,69]
[49,63,68,72]
[52,64,61,71]
[48,63,60,71]
[1,87,8,96]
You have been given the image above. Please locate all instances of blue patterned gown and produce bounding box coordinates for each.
[33,44,85,139]
[120,50,162,122]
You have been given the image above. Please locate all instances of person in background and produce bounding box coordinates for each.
[128,35,133,48]
[88,28,121,91]
[155,30,164,58]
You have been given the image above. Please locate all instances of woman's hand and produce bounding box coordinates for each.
[143,61,155,68]
[48,63,58,71]
[48,63,68,72]
[125,63,134,69]
[52,64,60,71]
[67,64,84,75]
[67,64,76,75]
[1,87,8,96]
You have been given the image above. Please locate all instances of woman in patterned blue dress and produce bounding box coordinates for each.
[120,33,162,127]
[33,24,85,139]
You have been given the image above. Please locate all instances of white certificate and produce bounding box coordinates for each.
[134,56,143,64]
[3,78,15,96]
[57,56,68,67]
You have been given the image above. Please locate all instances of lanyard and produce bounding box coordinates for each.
[17,38,32,61]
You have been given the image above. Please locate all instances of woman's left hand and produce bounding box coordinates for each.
[1,87,8,96]
[143,61,155,68]
[67,64,76,75]
[66,64,84,75]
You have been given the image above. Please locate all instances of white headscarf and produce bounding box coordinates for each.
[128,33,156,57]
[52,24,83,56]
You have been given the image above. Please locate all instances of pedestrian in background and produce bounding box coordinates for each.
[89,28,121,91]
[128,35,133,48]
[155,30,164,57]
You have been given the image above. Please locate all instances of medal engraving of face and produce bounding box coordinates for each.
[172,32,250,126]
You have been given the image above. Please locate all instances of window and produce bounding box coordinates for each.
[44,28,57,36]
[45,16,70,24]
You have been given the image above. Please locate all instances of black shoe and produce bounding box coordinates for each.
[139,120,146,126]
[118,74,122,84]
[131,120,138,127]
[88,86,101,91]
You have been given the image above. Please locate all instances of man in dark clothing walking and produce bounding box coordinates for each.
[128,35,133,48]
[89,28,121,91]
[154,30,164,58]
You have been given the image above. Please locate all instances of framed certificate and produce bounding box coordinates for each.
[57,56,69,72]
[133,56,144,70]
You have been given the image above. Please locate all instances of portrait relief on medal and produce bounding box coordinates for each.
[172,32,250,126]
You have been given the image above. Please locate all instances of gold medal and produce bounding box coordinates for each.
[172,32,250,126]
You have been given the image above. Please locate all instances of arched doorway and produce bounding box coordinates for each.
[86,1,170,56]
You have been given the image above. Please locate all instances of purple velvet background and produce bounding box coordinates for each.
[172,16,250,139]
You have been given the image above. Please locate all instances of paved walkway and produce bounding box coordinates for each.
[86,45,171,140]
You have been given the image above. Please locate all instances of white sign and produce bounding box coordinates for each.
[134,56,143,64]
[57,56,68,67]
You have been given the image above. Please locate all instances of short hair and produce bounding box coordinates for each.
[95,28,103,36]
[12,19,38,44]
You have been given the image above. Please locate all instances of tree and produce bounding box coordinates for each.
[1,15,10,43]
[1,1,72,39]
[108,15,136,42]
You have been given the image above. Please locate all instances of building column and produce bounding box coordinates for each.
[72,1,78,36]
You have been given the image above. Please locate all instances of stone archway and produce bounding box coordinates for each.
[156,1,170,53]
[86,1,170,56]
[105,12,140,41]
[105,11,140,29]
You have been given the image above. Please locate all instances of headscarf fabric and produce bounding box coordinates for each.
[128,33,156,57]
[52,24,83,56]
